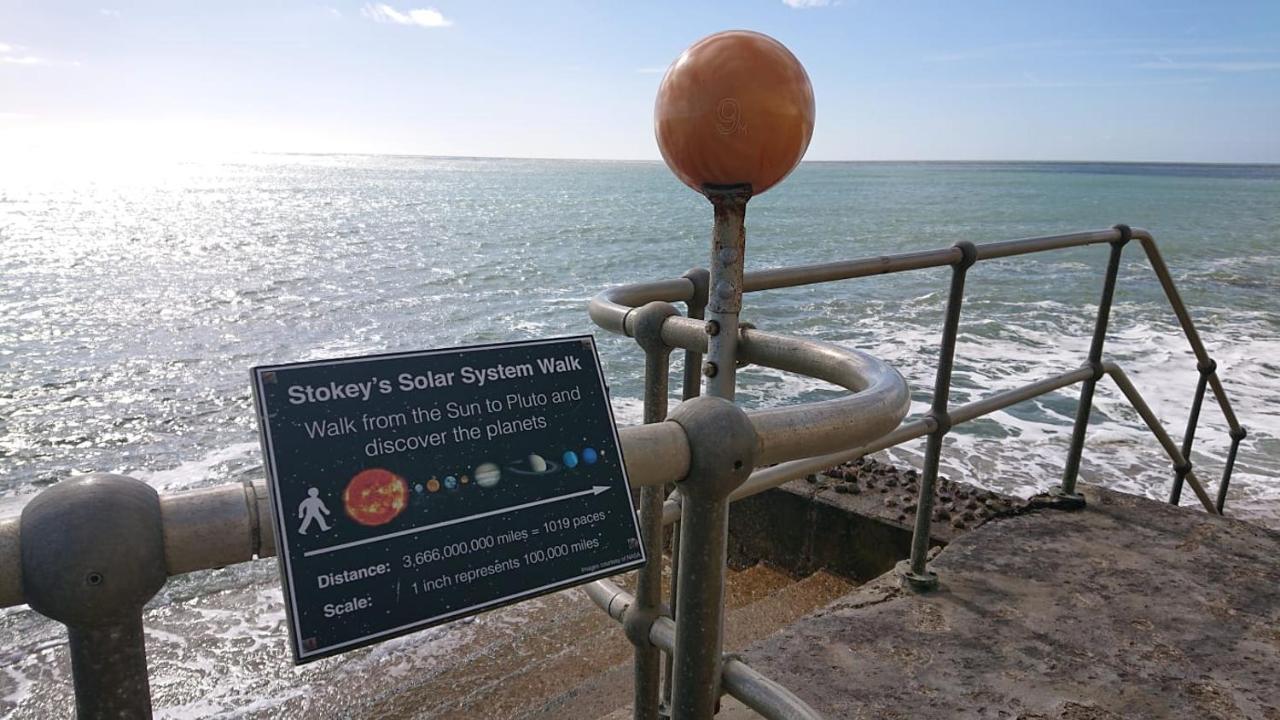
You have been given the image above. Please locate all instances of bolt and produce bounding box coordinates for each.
[85,571,103,587]
[702,362,718,378]
[705,320,720,336]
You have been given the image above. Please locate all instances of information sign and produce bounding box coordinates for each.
[251,336,644,663]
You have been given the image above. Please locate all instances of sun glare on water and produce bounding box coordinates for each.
[0,120,287,189]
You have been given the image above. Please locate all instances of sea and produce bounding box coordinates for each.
[1,156,1278,716]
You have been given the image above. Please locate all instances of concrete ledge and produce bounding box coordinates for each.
[727,457,1018,580]
[740,485,1280,719]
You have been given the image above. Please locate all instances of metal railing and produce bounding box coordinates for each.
[585,224,1246,718]
[0,225,1245,719]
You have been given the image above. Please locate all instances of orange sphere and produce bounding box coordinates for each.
[655,30,815,196]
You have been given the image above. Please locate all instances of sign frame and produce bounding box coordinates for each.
[251,335,645,664]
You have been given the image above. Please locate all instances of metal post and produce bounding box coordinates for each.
[1169,360,1212,505]
[667,184,753,720]
[1216,427,1246,514]
[701,185,751,401]
[667,397,757,720]
[898,241,975,592]
[1059,224,1130,500]
[19,474,167,719]
[627,302,679,720]
[665,267,709,712]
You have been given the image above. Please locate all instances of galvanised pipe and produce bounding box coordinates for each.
[587,228,1139,328]
[742,247,962,292]
[1169,366,1211,505]
[1104,363,1218,514]
[659,365,1102,527]
[159,481,273,575]
[668,184,753,720]
[629,302,679,720]
[1216,427,1247,514]
[585,579,824,720]
[702,186,751,399]
[1134,235,1243,434]
[0,361,905,615]
[1060,228,1130,499]
[648,314,911,465]
[0,518,20,608]
[666,269,707,708]
[902,241,976,592]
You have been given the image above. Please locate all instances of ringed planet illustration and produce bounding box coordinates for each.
[474,463,501,488]
[342,468,409,527]
[508,453,561,476]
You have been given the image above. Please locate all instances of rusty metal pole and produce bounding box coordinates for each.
[701,185,751,402]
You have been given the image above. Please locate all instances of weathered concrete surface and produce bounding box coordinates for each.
[742,485,1280,719]
[728,457,1018,581]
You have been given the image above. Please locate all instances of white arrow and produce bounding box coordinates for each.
[303,485,613,558]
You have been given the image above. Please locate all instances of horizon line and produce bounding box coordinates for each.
[253,151,1280,167]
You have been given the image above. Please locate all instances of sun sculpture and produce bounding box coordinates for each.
[652,29,815,400]
[655,30,815,196]
[648,29,817,720]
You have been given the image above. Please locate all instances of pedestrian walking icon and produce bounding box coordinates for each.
[297,488,332,535]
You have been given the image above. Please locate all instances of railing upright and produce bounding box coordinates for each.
[629,302,679,720]
[1059,225,1130,500]
[1170,362,1212,505]
[667,184,755,719]
[898,241,976,591]
[1217,426,1247,514]
[663,268,709,711]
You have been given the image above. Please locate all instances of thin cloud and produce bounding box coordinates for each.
[0,42,18,54]
[99,8,120,18]
[0,112,31,120]
[361,3,452,28]
[1,55,47,66]
[950,77,1213,89]
[1137,60,1280,72]
[783,0,832,7]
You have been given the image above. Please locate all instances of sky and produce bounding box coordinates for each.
[1,0,1278,163]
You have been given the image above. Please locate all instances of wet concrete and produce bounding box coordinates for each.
[741,484,1280,719]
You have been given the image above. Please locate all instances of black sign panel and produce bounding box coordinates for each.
[251,336,644,663]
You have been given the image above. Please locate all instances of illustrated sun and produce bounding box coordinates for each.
[343,468,409,526]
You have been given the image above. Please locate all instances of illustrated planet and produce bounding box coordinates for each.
[582,447,599,464]
[508,453,561,476]
[343,468,408,527]
[562,450,579,468]
[474,462,501,488]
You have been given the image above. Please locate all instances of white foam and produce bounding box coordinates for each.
[137,442,260,491]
